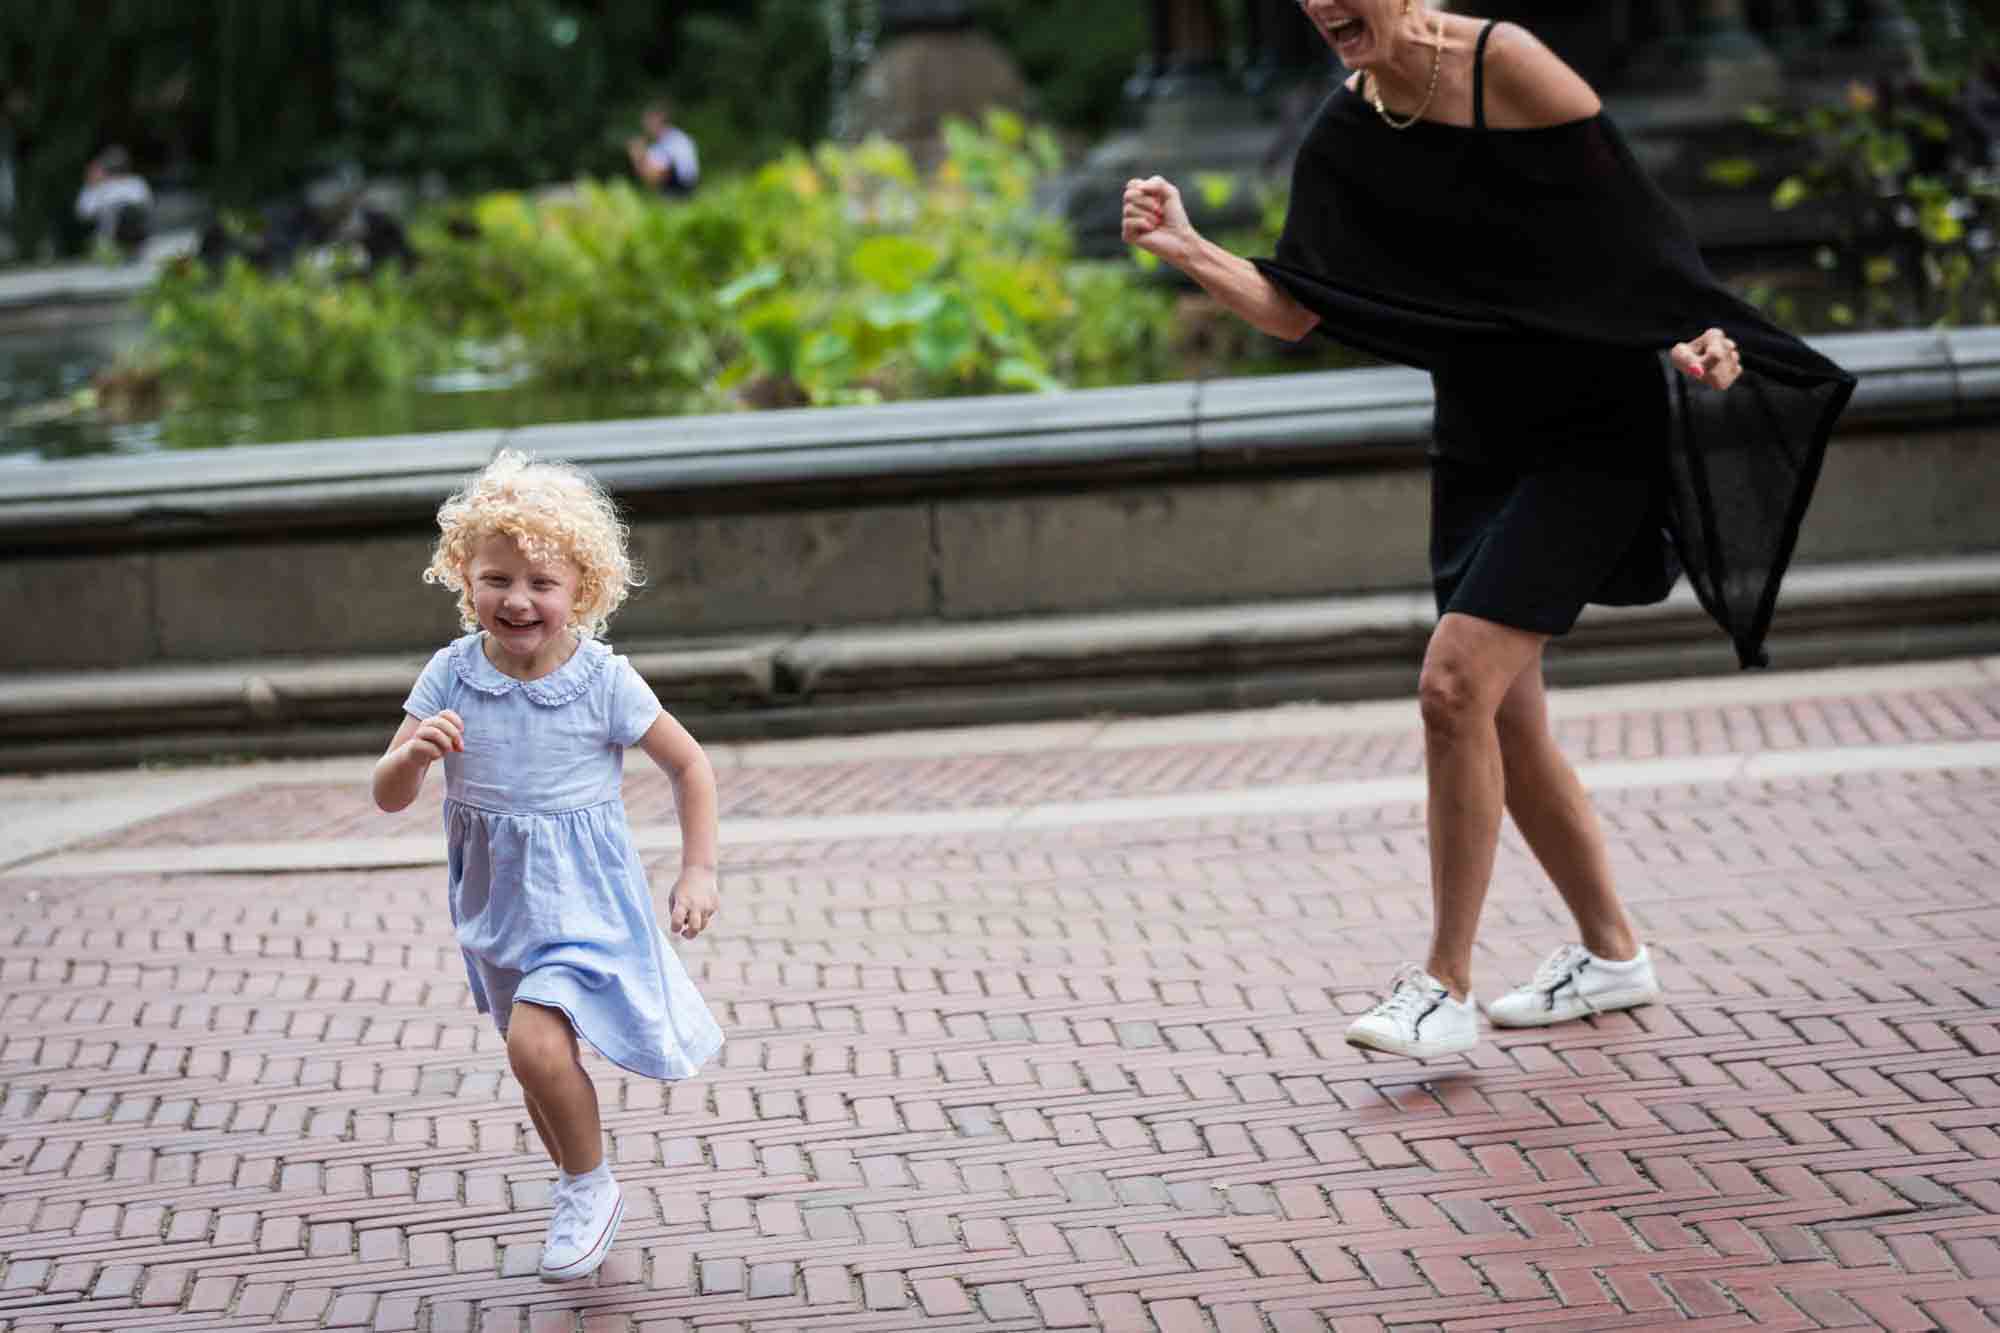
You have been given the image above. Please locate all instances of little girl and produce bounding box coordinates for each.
[372,449,724,1282]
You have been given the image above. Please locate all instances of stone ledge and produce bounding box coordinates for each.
[4,553,1992,771]
[4,327,1990,549]
[0,638,783,743]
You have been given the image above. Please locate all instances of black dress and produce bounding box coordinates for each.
[1251,21,1855,666]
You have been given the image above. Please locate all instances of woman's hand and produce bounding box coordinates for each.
[1122,176,1198,267]
[1671,328,1742,390]
[668,866,720,940]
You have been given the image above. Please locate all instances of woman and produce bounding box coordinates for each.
[1123,0,1853,1059]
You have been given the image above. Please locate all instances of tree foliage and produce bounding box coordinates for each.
[0,0,1154,261]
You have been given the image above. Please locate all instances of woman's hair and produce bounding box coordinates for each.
[424,450,642,637]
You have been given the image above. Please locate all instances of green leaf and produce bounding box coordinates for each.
[1194,172,1237,211]
[971,295,1015,338]
[1919,201,1965,245]
[1028,126,1063,173]
[984,107,1026,145]
[1704,157,1760,189]
[1772,177,1811,211]
[1863,255,1899,286]
[849,235,943,293]
[995,357,1061,393]
[716,262,784,309]
[801,329,853,367]
[913,297,976,374]
[1830,302,1855,326]
[740,298,805,378]
[862,287,946,328]
[1863,131,1912,178]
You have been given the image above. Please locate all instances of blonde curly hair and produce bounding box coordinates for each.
[424,450,642,638]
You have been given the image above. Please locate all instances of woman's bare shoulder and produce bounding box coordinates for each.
[1480,20,1602,128]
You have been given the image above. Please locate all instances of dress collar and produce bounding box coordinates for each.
[449,631,608,706]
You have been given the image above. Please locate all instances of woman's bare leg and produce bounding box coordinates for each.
[1493,660,1641,960]
[1418,613,1550,999]
[506,1002,604,1176]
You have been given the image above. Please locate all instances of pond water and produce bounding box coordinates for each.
[0,307,676,466]
[0,313,152,463]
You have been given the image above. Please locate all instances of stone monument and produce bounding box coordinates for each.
[839,0,1030,168]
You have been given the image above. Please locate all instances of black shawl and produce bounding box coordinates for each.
[1253,83,1856,667]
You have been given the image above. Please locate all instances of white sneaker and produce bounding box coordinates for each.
[1344,965,1480,1059]
[1486,943,1661,1028]
[539,1170,624,1282]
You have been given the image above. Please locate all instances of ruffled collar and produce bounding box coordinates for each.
[450,631,608,706]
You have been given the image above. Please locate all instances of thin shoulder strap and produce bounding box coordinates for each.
[1472,19,1499,131]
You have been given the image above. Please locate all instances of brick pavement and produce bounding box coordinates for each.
[2,659,1998,1331]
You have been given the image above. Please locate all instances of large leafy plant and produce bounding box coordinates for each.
[1721,71,2000,329]
[137,111,1182,412]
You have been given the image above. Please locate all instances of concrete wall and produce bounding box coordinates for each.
[2,329,1996,676]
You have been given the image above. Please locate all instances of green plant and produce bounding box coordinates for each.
[1733,72,2000,328]
[129,111,1195,413]
[142,252,453,400]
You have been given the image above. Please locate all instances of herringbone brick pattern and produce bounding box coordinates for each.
[3,682,1999,1330]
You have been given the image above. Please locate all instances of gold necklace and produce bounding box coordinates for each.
[1368,12,1445,130]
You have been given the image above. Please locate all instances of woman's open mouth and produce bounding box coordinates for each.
[1330,17,1367,47]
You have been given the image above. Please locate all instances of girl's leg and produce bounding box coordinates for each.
[1493,660,1641,960]
[506,1002,604,1176]
[521,1088,564,1170]
[1417,612,1549,999]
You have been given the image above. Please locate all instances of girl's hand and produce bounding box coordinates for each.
[1671,327,1741,390]
[668,866,719,940]
[1122,176,1198,267]
[406,710,464,763]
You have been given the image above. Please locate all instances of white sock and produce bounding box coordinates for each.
[1587,945,1648,969]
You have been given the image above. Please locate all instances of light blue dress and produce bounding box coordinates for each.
[403,632,723,1080]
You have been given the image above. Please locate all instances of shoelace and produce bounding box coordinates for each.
[548,1183,586,1251]
[1364,964,1441,1026]
[1527,944,1591,1006]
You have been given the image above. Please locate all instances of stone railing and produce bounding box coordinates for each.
[3,326,1994,669]
[2,326,1996,766]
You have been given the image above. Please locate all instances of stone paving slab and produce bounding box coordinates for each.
[1,659,1998,1331]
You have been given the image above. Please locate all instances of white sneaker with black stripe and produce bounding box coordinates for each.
[1486,943,1661,1028]
[1344,964,1480,1059]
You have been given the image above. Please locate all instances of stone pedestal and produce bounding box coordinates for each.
[840,0,1030,167]
[1055,0,1331,255]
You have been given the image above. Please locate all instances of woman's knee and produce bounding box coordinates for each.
[1420,616,1543,742]
[1417,653,1490,742]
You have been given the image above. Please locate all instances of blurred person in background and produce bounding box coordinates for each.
[74,144,152,260]
[625,98,698,197]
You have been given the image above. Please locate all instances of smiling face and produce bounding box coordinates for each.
[468,532,580,677]
[1299,0,1410,70]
